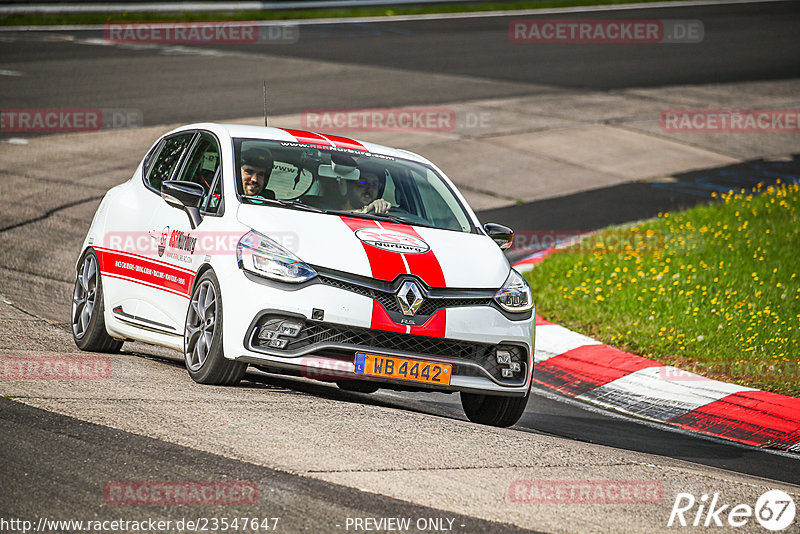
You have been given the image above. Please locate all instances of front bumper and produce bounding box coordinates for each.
[221,267,534,396]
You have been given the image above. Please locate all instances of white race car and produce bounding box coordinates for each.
[72,123,535,426]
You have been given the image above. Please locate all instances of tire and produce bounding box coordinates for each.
[184,270,247,385]
[336,380,380,394]
[72,249,123,353]
[460,390,530,427]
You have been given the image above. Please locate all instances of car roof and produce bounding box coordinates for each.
[169,122,431,166]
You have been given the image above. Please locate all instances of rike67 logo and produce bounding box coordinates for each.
[668,490,796,530]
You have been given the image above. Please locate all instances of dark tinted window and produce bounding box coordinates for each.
[177,133,222,213]
[146,132,194,191]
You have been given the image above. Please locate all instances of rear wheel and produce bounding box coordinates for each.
[72,249,123,353]
[461,390,530,427]
[184,270,247,385]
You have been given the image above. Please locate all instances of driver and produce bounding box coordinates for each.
[240,148,274,198]
[341,171,390,214]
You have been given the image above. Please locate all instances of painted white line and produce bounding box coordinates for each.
[533,324,602,363]
[577,365,756,422]
[5,138,29,145]
[0,0,789,31]
[0,69,23,76]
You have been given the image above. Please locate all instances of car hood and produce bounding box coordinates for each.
[236,205,510,289]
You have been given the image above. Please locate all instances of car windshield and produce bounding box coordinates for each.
[233,138,474,233]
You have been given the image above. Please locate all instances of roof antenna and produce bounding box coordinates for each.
[262,81,268,127]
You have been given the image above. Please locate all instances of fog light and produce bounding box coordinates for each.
[278,320,303,337]
[268,338,289,349]
[258,329,279,341]
[501,368,514,378]
[496,349,512,364]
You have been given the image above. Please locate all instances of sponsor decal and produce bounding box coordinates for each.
[152,227,196,258]
[157,226,169,257]
[168,229,197,255]
[354,228,430,254]
[95,247,195,298]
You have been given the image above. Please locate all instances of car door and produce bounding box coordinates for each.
[142,131,225,334]
[98,130,197,339]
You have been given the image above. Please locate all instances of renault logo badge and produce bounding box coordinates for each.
[397,281,424,316]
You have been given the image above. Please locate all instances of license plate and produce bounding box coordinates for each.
[354,352,451,385]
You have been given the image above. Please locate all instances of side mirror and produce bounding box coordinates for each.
[484,223,514,250]
[161,180,204,229]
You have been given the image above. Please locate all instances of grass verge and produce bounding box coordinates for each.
[525,181,800,397]
[2,0,691,26]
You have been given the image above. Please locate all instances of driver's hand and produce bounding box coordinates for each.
[362,199,391,214]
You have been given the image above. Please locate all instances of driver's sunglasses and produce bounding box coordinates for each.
[357,178,380,188]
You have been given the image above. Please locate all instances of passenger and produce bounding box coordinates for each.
[240,148,274,198]
[341,171,390,214]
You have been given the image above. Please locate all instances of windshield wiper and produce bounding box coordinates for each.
[339,210,439,230]
[241,196,326,213]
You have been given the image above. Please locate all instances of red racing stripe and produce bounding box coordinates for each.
[379,221,446,288]
[534,345,662,396]
[370,300,406,334]
[280,128,335,147]
[95,248,194,298]
[339,217,407,282]
[339,216,447,338]
[319,133,368,152]
[409,309,446,338]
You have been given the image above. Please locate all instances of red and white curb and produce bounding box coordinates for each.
[513,250,800,452]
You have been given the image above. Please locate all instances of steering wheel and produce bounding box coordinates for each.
[387,206,429,225]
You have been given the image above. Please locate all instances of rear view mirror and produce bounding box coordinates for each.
[162,180,204,229]
[484,223,514,250]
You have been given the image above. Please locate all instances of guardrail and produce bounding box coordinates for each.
[0,0,480,15]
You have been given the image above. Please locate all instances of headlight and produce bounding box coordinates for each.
[494,269,534,313]
[236,230,316,283]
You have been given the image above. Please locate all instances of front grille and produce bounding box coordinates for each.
[318,275,493,316]
[250,316,528,385]
[286,321,493,361]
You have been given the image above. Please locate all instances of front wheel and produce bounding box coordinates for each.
[461,390,530,427]
[72,249,123,353]
[184,270,247,386]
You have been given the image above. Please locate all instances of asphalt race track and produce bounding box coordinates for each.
[1,1,800,532]
[2,1,799,125]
